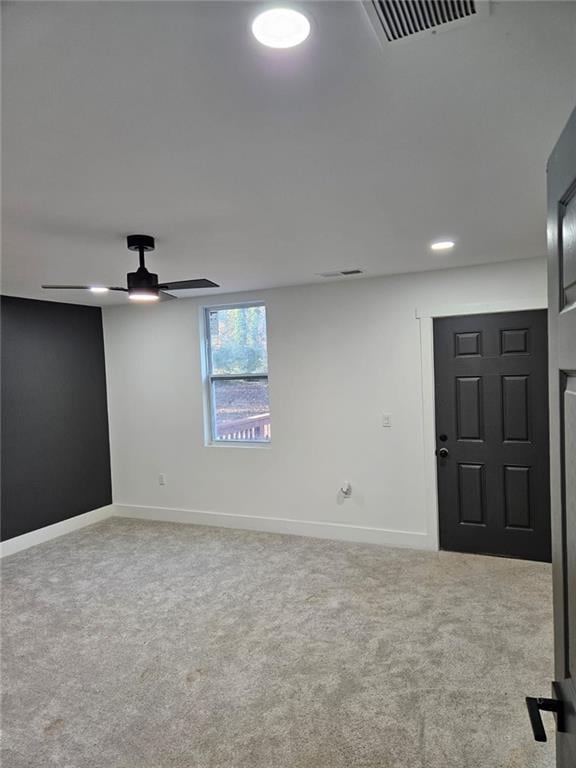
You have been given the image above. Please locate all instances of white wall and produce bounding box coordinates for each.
[103,258,546,549]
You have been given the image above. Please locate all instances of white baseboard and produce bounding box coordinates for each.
[1,503,434,556]
[0,504,116,558]
[113,504,434,550]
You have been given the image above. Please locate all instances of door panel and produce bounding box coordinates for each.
[564,379,576,676]
[434,310,550,562]
[458,463,486,525]
[502,375,530,441]
[504,466,532,529]
[501,328,529,355]
[455,331,481,357]
[561,188,576,306]
[456,377,483,439]
[544,105,576,765]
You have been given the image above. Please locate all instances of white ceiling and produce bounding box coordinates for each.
[2,1,576,305]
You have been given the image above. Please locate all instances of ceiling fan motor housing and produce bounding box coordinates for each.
[127,266,159,295]
[126,234,155,252]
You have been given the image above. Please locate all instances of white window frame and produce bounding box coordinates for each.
[202,301,271,446]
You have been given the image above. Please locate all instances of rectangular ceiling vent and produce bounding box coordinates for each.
[318,269,365,278]
[364,1,489,43]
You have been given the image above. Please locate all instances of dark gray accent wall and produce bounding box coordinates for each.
[1,296,112,540]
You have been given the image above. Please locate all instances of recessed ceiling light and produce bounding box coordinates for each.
[430,240,456,252]
[89,286,109,293]
[251,8,311,49]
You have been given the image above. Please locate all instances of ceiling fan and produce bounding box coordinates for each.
[42,235,219,302]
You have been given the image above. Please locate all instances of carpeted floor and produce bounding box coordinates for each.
[1,517,554,767]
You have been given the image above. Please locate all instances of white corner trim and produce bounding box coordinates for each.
[418,316,440,551]
[415,298,546,320]
[0,504,116,558]
[113,504,434,550]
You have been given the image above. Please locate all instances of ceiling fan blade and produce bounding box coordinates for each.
[158,279,219,290]
[159,291,177,301]
[41,285,128,292]
[42,285,93,290]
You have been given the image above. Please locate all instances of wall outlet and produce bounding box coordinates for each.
[382,414,392,428]
[159,473,166,486]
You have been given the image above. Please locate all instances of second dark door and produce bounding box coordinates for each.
[434,310,550,562]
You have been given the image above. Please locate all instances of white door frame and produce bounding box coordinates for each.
[416,299,547,551]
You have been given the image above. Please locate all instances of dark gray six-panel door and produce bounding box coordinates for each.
[434,311,550,562]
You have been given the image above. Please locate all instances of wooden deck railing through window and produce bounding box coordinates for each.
[216,413,271,441]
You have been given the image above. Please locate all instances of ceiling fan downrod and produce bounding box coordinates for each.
[126,234,155,270]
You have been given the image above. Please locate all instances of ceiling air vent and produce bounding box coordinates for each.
[318,269,365,278]
[364,1,489,44]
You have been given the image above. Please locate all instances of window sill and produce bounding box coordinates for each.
[205,440,271,449]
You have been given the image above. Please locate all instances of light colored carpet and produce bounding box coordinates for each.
[1,517,554,767]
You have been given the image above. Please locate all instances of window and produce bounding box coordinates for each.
[204,303,271,444]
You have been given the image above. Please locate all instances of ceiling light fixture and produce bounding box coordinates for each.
[89,286,109,294]
[128,291,159,302]
[430,240,456,252]
[251,8,311,49]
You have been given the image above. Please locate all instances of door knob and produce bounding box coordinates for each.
[526,697,564,742]
[436,447,449,458]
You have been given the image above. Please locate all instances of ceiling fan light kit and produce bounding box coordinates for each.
[41,235,219,302]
